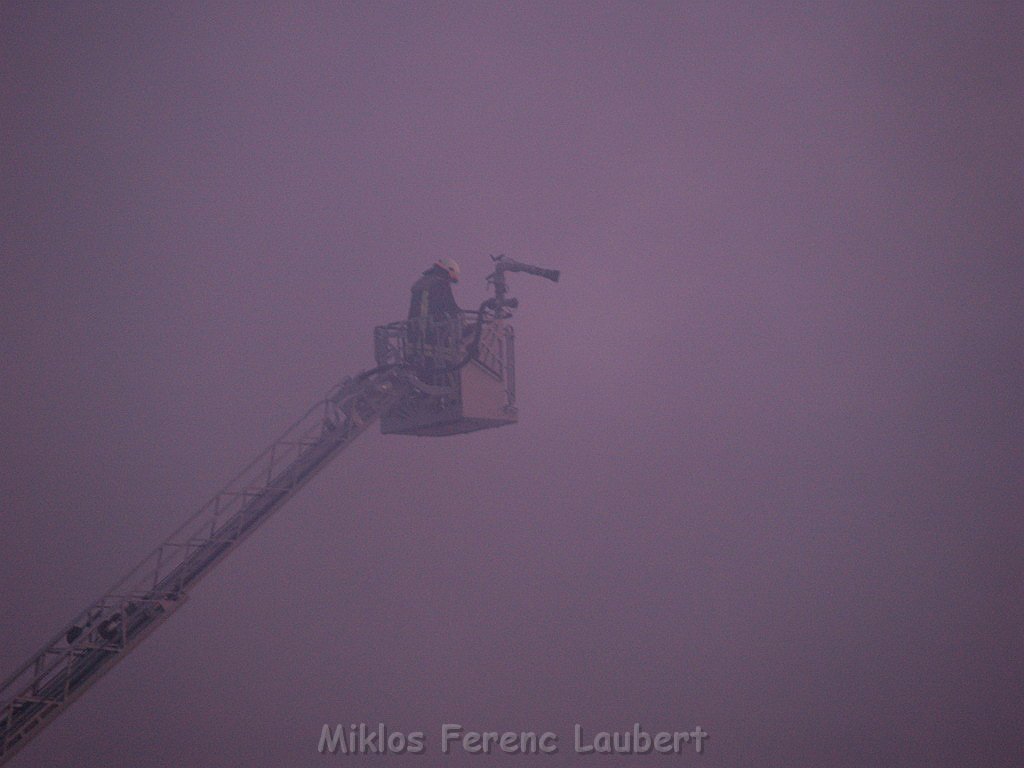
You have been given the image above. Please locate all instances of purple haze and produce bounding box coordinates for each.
[2,2,1022,766]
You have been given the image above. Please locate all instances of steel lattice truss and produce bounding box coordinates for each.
[0,369,413,765]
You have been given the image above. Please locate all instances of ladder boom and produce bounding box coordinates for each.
[0,369,411,765]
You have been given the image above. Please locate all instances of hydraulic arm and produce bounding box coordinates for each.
[0,368,411,765]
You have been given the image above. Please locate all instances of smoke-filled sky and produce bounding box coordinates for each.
[2,2,1022,766]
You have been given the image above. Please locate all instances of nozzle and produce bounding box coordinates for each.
[492,255,561,283]
[534,268,559,283]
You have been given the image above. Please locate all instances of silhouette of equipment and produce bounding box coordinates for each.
[0,255,560,765]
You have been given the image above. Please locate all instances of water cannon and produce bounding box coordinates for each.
[485,254,560,315]
[492,254,561,283]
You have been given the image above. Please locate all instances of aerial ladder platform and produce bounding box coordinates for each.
[0,256,558,765]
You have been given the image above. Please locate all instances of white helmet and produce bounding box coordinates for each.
[434,257,460,283]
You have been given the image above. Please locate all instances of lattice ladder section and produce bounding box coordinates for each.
[0,369,411,765]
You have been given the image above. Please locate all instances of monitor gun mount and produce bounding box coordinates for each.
[484,254,561,316]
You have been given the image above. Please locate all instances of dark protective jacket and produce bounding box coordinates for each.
[408,266,461,320]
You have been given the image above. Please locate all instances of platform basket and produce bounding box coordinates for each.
[374,315,517,436]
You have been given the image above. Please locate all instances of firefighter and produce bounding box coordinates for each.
[408,257,462,321]
[405,258,465,380]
